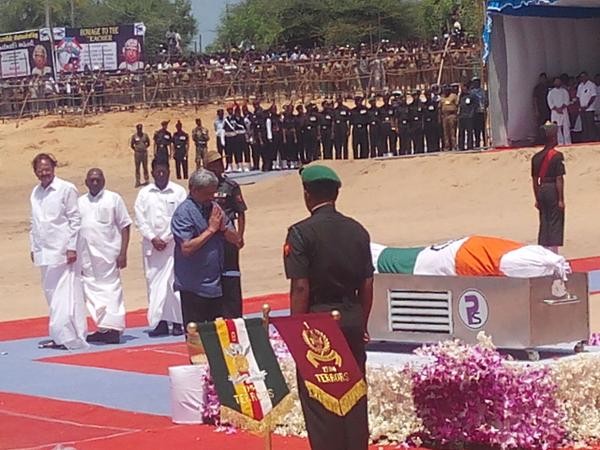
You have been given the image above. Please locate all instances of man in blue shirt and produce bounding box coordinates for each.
[171,169,240,328]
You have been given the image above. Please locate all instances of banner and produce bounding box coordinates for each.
[272,313,367,416]
[199,318,290,431]
[51,23,145,74]
[0,29,54,79]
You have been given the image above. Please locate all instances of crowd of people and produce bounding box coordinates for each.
[534,71,600,145]
[128,80,488,183]
[0,38,480,119]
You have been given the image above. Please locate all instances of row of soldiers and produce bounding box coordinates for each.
[211,79,487,172]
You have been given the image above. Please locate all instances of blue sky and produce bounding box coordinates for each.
[190,0,233,49]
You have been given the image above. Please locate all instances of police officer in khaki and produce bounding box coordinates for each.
[191,118,210,170]
[440,85,459,151]
[130,123,151,187]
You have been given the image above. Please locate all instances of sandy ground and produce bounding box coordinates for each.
[1,106,600,327]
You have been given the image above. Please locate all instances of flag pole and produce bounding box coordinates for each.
[261,303,272,450]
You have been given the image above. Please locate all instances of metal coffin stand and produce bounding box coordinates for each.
[368,272,589,355]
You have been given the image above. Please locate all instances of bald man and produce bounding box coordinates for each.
[78,168,132,344]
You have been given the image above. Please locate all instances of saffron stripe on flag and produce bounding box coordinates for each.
[225,319,264,421]
[215,319,254,418]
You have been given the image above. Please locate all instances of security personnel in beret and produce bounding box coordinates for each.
[284,165,373,450]
[350,96,370,159]
[204,151,248,318]
[154,120,173,164]
[333,96,351,160]
[531,122,566,254]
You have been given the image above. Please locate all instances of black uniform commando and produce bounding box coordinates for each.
[319,100,335,160]
[350,96,370,159]
[204,151,248,318]
[173,120,190,180]
[284,165,373,450]
[333,97,351,160]
[154,120,172,164]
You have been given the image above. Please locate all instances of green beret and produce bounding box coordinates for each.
[300,165,341,186]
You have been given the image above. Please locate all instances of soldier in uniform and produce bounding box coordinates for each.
[303,104,321,163]
[350,96,370,159]
[531,123,566,254]
[282,103,299,169]
[191,118,210,170]
[204,151,248,318]
[395,94,411,155]
[252,100,268,171]
[367,97,382,157]
[154,120,172,164]
[319,100,335,160]
[379,95,397,156]
[294,104,307,164]
[130,123,151,187]
[333,96,350,160]
[283,165,373,450]
[423,89,441,153]
[440,85,459,151]
[173,120,190,180]
[458,83,476,151]
[409,91,425,154]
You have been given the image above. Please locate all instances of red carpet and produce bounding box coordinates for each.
[570,256,600,273]
[0,293,289,342]
[0,392,398,450]
[37,342,190,376]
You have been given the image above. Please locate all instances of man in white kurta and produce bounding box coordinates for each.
[547,77,571,145]
[135,159,187,336]
[79,168,132,344]
[30,153,88,350]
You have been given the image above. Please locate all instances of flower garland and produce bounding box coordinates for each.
[411,337,565,449]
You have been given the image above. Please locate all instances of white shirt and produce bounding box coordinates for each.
[30,177,81,267]
[577,80,597,111]
[134,181,187,243]
[547,87,570,116]
[78,190,132,261]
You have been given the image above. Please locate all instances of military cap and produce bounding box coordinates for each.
[541,121,558,135]
[300,165,341,187]
[161,120,169,126]
[204,151,223,165]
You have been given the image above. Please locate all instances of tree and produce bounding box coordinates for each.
[418,0,484,39]
[212,0,425,52]
[0,0,197,60]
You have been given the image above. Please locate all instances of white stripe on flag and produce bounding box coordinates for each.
[233,318,273,417]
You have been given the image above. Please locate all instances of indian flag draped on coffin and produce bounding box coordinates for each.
[199,318,290,431]
[371,235,571,279]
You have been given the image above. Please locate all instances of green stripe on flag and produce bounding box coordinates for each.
[246,319,290,406]
[199,321,240,413]
[377,247,425,274]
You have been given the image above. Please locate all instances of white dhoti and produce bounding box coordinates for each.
[80,250,126,331]
[143,240,182,327]
[551,110,571,145]
[40,263,88,349]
